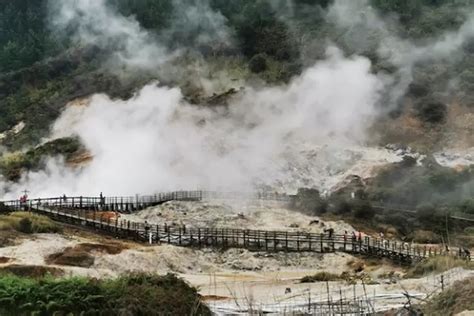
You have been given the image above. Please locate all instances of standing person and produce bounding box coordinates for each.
[144,221,150,234]
[144,220,151,243]
[343,230,348,242]
[328,227,334,238]
[464,248,471,260]
[99,192,105,207]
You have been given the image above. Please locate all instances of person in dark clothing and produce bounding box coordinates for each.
[328,228,334,238]
[99,192,105,206]
[464,248,471,259]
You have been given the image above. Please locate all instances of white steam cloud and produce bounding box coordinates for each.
[2,49,385,198]
[48,0,234,74]
[163,0,235,49]
[49,0,170,71]
[7,0,473,199]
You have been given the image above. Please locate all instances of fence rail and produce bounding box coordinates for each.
[1,193,470,264]
[3,191,474,222]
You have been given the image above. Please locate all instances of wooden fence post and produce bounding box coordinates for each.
[273,232,277,251]
[320,233,324,253]
[198,228,201,248]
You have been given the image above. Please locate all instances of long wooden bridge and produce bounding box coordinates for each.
[1,191,471,264]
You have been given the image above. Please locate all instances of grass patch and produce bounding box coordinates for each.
[406,256,474,278]
[0,212,62,234]
[300,271,342,283]
[423,277,474,316]
[0,273,210,315]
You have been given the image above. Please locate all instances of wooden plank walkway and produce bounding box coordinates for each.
[2,192,471,264]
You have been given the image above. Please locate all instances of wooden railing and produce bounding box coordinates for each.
[3,191,473,222]
[1,197,469,263]
[0,191,472,263]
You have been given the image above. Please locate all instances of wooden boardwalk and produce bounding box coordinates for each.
[1,191,471,264]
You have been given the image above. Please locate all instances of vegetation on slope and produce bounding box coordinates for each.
[0,273,210,316]
[406,256,474,278]
[0,137,83,181]
[1,0,473,146]
[422,276,474,315]
[0,212,62,234]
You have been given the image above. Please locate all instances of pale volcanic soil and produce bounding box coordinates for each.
[120,199,355,233]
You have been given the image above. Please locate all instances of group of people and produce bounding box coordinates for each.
[342,230,363,242]
[322,229,365,243]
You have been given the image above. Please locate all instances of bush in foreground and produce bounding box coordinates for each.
[0,273,210,316]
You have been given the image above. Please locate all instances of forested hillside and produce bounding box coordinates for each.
[1,0,473,147]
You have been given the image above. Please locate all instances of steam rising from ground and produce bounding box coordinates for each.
[49,0,170,71]
[3,49,384,197]
[48,0,233,74]
[3,0,473,199]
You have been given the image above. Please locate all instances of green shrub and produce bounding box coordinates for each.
[17,218,32,234]
[249,54,268,73]
[0,212,62,234]
[0,273,211,316]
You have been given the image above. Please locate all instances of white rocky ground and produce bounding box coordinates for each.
[121,199,354,233]
[434,147,474,168]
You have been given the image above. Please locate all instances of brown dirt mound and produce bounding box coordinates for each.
[0,257,11,264]
[46,242,128,268]
[0,264,63,278]
[46,247,94,268]
[76,242,127,255]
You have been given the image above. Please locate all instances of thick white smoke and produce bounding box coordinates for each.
[48,0,234,75]
[11,0,474,199]
[48,0,171,71]
[163,0,235,49]
[2,48,385,198]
